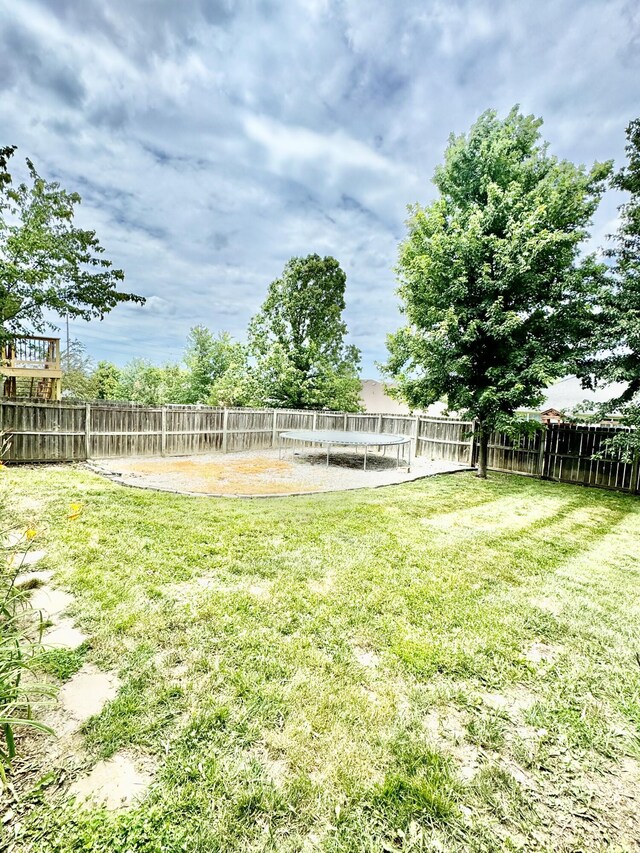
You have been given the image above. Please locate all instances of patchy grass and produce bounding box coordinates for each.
[34,646,88,682]
[1,464,640,852]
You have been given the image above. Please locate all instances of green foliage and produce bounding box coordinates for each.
[35,647,86,682]
[577,118,640,460]
[207,344,261,407]
[248,254,362,411]
[0,147,144,343]
[93,360,122,401]
[183,327,245,404]
[61,340,97,400]
[115,359,189,406]
[384,107,611,474]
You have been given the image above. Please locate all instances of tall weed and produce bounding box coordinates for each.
[0,434,55,785]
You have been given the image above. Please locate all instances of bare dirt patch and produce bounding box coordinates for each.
[422,707,481,779]
[421,495,564,535]
[525,641,563,664]
[481,685,537,717]
[308,573,334,594]
[352,645,379,669]
[530,596,564,616]
[91,448,468,497]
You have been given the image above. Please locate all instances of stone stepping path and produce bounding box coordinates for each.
[43,619,88,650]
[30,586,75,619]
[68,753,153,811]
[2,529,31,548]
[3,541,87,650]
[16,549,48,567]
[5,537,155,810]
[59,664,120,725]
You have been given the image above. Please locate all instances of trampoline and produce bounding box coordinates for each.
[279,429,412,471]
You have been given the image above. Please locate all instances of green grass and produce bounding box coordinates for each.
[2,466,640,852]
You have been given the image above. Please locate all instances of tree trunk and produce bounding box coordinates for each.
[476,423,489,479]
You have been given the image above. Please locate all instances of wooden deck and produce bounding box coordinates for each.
[1,336,62,400]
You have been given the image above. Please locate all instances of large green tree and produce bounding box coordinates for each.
[0,146,143,342]
[577,118,640,461]
[384,107,611,477]
[248,254,362,411]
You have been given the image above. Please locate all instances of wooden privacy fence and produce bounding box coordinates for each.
[0,401,424,462]
[1,399,638,493]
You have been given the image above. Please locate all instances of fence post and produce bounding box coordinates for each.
[469,420,477,467]
[222,408,229,453]
[343,412,348,430]
[411,415,418,460]
[84,402,91,460]
[272,409,278,448]
[161,406,167,457]
[630,453,639,495]
[540,424,552,479]
[377,413,382,434]
[536,425,546,478]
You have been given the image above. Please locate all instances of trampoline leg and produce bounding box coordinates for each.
[407,441,411,473]
[397,444,400,469]
[364,445,368,471]
[326,444,330,467]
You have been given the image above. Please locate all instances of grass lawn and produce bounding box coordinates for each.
[2,465,640,852]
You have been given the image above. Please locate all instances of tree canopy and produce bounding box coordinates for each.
[577,117,640,459]
[384,107,611,476]
[248,254,362,411]
[0,146,144,342]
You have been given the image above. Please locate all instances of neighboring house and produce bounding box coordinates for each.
[519,377,627,425]
[359,380,448,417]
[540,407,565,425]
[360,380,410,414]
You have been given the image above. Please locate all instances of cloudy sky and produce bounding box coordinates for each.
[1,0,638,376]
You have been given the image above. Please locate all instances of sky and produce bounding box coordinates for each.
[1,0,639,378]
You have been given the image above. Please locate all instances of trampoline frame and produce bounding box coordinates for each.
[278,429,412,472]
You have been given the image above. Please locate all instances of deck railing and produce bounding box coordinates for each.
[1,336,61,371]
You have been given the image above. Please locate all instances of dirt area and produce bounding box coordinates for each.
[89,448,469,497]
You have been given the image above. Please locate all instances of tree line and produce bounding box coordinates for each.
[2,106,640,477]
[61,254,363,411]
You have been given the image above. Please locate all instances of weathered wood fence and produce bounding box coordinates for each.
[1,400,638,493]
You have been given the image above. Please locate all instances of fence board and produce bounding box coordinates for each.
[417,417,474,464]
[486,430,543,476]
